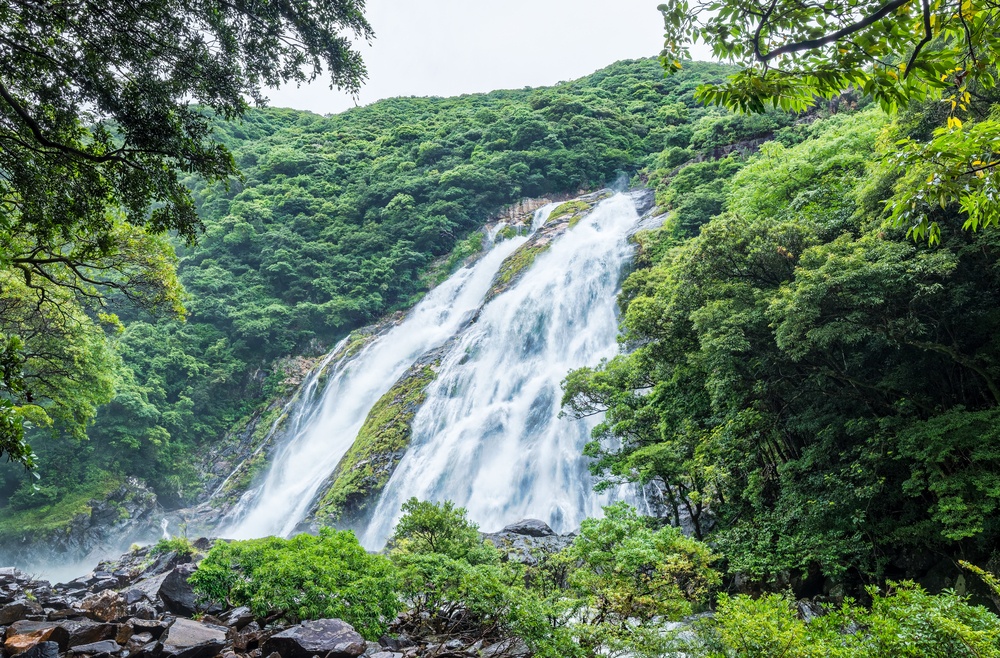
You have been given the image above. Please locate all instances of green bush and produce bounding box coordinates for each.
[189,527,400,639]
[389,499,579,658]
[561,502,720,656]
[682,584,1000,657]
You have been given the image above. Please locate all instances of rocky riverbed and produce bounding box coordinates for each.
[0,521,575,658]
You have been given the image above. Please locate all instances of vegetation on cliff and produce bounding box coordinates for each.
[2,59,767,520]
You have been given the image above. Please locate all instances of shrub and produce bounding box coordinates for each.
[188,528,400,640]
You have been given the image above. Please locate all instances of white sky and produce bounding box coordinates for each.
[267,0,712,115]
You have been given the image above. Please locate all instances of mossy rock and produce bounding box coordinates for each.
[548,199,591,226]
[310,358,440,526]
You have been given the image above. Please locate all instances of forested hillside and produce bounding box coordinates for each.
[565,97,1000,589]
[1,59,804,530]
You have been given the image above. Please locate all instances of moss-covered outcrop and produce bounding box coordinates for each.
[484,190,611,302]
[308,356,440,527]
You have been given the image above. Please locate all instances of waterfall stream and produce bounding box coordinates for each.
[218,213,538,539]
[220,193,646,544]
[361,193,640,546]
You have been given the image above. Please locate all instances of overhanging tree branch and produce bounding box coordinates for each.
[755,0,914,61]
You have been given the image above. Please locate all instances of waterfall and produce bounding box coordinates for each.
[218,192,648,545]
[361,193,641,547]
[218,215,537,539]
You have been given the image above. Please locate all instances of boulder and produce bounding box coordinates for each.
[159,565,198,615]
[80,591,127,622]
[0,600,44,625]
[262,619,365,658]
[500,519,554,537]
[18,641,59,658]
[5,628,57,655]
[5,621,75,651]
[0,568,25,584]
[219,606,254,630]
[60,620,120,647]
[69,640,122,655]
[160,618,226,658]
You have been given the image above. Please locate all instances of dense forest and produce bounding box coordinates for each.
[1,58,784,523]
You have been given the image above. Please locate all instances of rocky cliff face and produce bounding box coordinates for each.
[0,478,162,575]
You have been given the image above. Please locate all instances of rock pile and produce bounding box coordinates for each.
[0,535,546,658]
[0,545,378,658]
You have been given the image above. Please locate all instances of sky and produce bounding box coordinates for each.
[267,0,710,115]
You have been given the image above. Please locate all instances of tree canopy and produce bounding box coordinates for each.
[0,0,372,466]
[658,0,1000,242]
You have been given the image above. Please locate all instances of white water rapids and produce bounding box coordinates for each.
[221,193,645,544]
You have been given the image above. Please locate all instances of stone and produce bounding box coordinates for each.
[56,620,119,648]
[129,619,168,640]
[48,608,85,621]
[262,619,365,658]
[69,640,122,655]
[160,618,226,658]
[219,606,254,630]
[230,621,262,652]
[131,640,163,658]
[5,628,57,655]
[0,601,44,625]
[480,639,529,658]
[80,591,127,622]
[500,519,555,537]
[127,632,154,651]
[159,566,198,615]
[115,624,133,646]
[369,653,402,658]
[18,641,59,658]
[0,568,25,583]
[128,603,159,620]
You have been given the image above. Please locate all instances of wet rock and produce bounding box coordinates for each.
[0,567,25,584]
[5,621,71,651]
[369,652,402,658]
[480,639,529,658]
[797,600,825,622]
[80,591,127,622]
[47,609,85,621]
[69,640,122,655]
[159,565,198,615]
[128,603,159,620]
[5,627,57,655]
[219,606,254,630]
[262,619,365,658]
[230,621,263,652]
[56,619,119,647]
[128,619,168,640]
[18,641,59,658]
[131,640,163,658]
[160,618,226,658]
[0,600,44,625]
[500,519,554,537]
[125,633,153,653]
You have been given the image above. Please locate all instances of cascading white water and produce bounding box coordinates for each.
[218,216,537,539]
[361,193,641,547]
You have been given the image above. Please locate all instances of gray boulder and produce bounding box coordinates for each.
[160,618,226,658]
[501,519,555,537]
[69,639,122,655]
[159,565,198,615]
[262,619,365,658]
